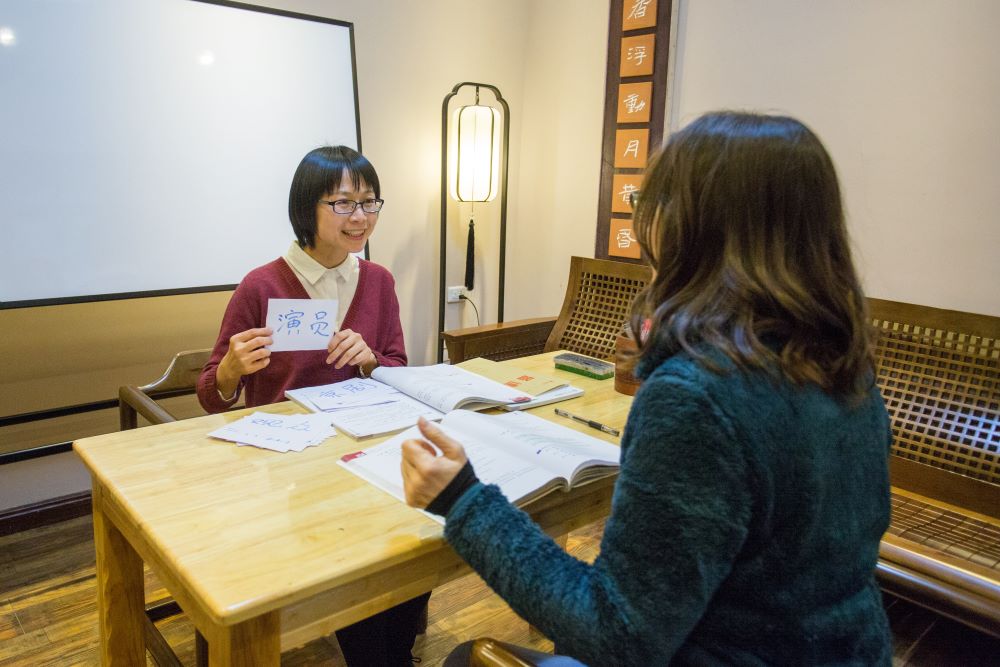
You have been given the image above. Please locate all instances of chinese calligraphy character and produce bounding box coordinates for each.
[627,45,647,67]
[623,139,640,158]
[627,0,651,20]
[616,228,637,249]
[623,93,646,114]
[618,183,639,205]
[276,309,305,334]
[310,310,331,336]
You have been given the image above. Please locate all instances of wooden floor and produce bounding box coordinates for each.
[1,515,998,666]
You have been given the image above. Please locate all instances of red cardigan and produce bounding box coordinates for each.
[197,257,407,413]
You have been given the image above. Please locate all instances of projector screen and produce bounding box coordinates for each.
[0,0,360,308]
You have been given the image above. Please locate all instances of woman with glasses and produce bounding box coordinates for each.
[198,145,403,410]
[401,112,892,665]
[197,145,426,665]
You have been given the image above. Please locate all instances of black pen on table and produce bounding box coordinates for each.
[553,408,620,437]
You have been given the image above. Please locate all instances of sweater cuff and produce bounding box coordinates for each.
[217,385,239,402]
[425,460,480,517]
[214,374,242,406]
[198,372,242,414]
[358,354,379,378]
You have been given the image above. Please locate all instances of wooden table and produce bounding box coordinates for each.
[73,352,633,665]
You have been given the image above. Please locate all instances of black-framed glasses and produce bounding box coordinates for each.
[320,198,384,214]
[628,190,640,210]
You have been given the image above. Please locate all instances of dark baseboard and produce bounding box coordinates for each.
[0,490,92,537]
[0,441,74,465]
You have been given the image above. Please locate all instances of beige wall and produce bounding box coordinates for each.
[670,0,1000,316]
[1,293,232,454]
[2,293,231,415]
[505,1,609,322]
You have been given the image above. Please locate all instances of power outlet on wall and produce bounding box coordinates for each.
[446,286,467,303]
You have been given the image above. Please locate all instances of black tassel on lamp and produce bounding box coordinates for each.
[464,219,475,291]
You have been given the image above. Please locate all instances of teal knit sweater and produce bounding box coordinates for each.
[442,351,892,665]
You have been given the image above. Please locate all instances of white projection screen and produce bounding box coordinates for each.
[0,0,360,307]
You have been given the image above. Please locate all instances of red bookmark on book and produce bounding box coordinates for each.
[341,451,366,462]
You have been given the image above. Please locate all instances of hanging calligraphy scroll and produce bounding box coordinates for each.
[595,0,673,261]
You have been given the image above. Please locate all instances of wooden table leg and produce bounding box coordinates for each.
[208,611,280,666]
[92,482,146,665]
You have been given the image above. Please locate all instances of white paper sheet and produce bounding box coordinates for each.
[208,412,336,452]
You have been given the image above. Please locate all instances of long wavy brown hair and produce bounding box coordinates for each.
[629,111,872,398]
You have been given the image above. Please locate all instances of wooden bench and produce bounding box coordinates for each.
[870,298,1000,637]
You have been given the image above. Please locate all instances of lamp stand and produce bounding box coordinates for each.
[438,82,510,363]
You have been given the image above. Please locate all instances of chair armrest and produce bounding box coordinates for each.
[442,317,557,364]
[876,558,1000,638]
[470,638,537,667]
[119,385,179,430]
[880,533,1000,605]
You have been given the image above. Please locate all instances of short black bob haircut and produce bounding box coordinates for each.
[288,145,381,248]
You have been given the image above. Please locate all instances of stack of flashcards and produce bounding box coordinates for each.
[207,412,336,452]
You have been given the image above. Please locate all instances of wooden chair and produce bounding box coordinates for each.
[118,348,212,666]
[119,349,212,429]
[869,299,1000,637]
[442,256,652,364]
[468,638,550,666]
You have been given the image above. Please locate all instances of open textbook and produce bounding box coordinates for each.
[456,358,584,410]
[287,363,578,439]
[338,410,621,523]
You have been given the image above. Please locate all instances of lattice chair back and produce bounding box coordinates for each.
[544,256,652,361]
[869,298,1000,489]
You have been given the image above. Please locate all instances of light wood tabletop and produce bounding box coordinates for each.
[73,352,634,665]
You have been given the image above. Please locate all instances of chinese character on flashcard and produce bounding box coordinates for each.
[266,298,339,351]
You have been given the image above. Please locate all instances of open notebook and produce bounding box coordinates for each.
[338,410,621,523]
[286,364,535,439]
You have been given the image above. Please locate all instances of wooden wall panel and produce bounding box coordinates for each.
[595,0,673,261]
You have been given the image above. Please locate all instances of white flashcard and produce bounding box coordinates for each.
[266,298,338,352]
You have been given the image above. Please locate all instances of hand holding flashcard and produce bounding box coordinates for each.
[266,298,339,352]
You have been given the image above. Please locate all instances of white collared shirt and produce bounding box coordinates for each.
[218,245,360,401]
[283,242,360,327]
